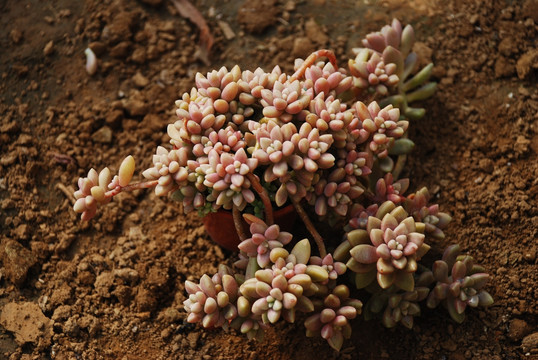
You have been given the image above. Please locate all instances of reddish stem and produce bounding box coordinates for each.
[105,180,159,198]
[232,204,248,242]
[290,49,338,82]
[291,198,327,258]
[246,173,274,225]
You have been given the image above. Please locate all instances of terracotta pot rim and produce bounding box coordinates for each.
[202,204,297,252]
[207,203,296,219]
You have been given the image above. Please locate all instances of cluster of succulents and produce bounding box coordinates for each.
[426,244,494,323]
[73,19,493,351]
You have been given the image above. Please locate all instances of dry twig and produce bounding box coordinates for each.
[170,0,214,65]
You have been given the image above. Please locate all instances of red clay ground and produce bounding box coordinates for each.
[0,0,537,359]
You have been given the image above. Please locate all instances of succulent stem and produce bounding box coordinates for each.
[290,49,338,82]
[105,179,159,198]
[232,204,248,241]
[291,198,327,258]
[392,155,407,180]
[246,173,274,225]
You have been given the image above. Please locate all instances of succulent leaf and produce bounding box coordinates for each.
[291,239,311,264]
[389,138,415,155]
[350,244,378,264]
[355,271,376,289]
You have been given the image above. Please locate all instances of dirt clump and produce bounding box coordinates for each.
[0,302,52,349]
[0,239,36,286]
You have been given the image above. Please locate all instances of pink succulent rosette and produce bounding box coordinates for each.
[183,266,239,329]
[237,220,293,268]
[337,202,430,292]
[304,285,362,351]
[404,187,452,240]
[426,245,493,323]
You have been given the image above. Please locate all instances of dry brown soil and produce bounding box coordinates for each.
[1,0,537,359]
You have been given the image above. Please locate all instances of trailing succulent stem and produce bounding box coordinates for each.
[73,18,492,352]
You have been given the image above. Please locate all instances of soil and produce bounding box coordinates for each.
[0,0,537,359]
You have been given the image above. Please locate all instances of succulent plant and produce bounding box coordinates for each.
[353,101,408,158]
[346,203,379,230]
[404,187,452,239]
[349,49,400,96]
[373,173,409,204]
[73,156,153,220]
[72,18,493,353]
[73,167,112,221]
[237,217,293,268]
[349,18,436,120]
[335,202,430,292]
[308,254,347,286]
[304,285,363,351]
[363,270,433,329]
[382,287,427,329]
[240,257,315,325]
[427,245,494,323]
[183,265,240,329]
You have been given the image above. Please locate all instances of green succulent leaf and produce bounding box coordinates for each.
[426,292,440,309]
[401,52,418,81]
[402,63,433,92]
[406,82,437,103]
[378,156,394,173]
[347,258,376,273]
[452,261,467,281]
[382,308,397,328]
[328,332,344,352]
[442,244,461,267]
[394,271,415,292]
[333,241,352,262]
[245,257,260,280]
[400,25,415,57]
[478,291,494,306]
[291,239,311,265]
[375,201,396,220]
[470,264,486,274]
[417,270,435,287]
[433,261,449,282]
[388,294,402,308]
[403,106,426,120]
[346,229,370,246]
[306,265,329,283]
[377,272,395,289]
[430,228,446,240]
[447,298,466,323]
[350,244,378,264]
[416,243,430,259]
[355,270,376,289]
[378,94,405,108]
[296,296,315,313]
[389,138,415,155]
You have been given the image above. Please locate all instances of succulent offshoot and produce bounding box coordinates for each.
[426,245,494,323]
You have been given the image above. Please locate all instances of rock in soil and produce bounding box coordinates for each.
[0,302,52,347]
[522,332,538,354]
[508,318,531,341]
[0,239,36,286]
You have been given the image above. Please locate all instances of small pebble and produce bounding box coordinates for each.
[10,29,23,44]
[132,72,150,88]
[508,318,530,341]
[522,332,538,354]
[43,40,54,56]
